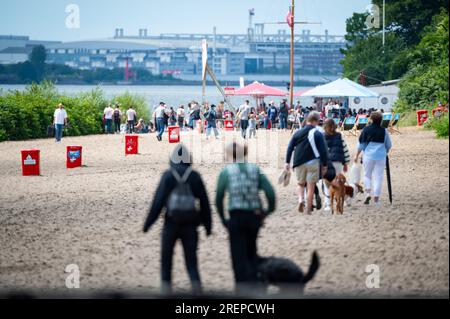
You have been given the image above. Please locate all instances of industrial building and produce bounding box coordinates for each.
[0,11,346,82]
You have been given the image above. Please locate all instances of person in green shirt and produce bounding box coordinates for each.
[216,142,276,295]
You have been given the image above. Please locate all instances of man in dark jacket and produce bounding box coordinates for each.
[143,144,212,294]
[279,99,289,130]
[285,112,329,214]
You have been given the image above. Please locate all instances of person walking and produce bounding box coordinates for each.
[267,102,278,130]
[113,104,122,133]
[154,102,169,141]
[285,112,329,215]
[354,111,392,207]
[103,104,114,134]
[144,144,212,295]
[247,113,257,139]
[322,119,351,211]
[279,99,289,130]
[126,106,137,134]
[205,104,219,140]
[177,105,186,129]
[53,103,68,143]
[215,142,276,295]
[237,100,252,139]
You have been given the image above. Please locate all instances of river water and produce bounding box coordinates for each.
[0,84,313,109]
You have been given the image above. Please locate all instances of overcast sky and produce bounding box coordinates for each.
[0,0,370,42]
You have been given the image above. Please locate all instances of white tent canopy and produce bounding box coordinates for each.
[302,78,380,98]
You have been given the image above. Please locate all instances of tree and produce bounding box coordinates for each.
[395,10,449,111]
[343,12,373,45]
[341,33,407,85]
[372,0,449,46]
[18,61,37,82]
[29,45,47,81]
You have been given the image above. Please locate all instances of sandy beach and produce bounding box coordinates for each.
[0,127,448,297]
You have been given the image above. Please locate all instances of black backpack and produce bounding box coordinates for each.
[166,167,198,223]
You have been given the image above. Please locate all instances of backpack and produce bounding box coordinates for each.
[166,167,198,223]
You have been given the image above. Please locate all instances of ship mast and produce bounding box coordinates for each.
[289,0,295,109]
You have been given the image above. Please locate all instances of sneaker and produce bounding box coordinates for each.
[373,201,381,209]
[324,205,331,212]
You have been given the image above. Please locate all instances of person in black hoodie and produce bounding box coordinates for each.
[285,112,329,215]
[143,144,212,295]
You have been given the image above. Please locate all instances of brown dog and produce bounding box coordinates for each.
[330,174,347,215]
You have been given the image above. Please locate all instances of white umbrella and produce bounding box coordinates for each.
[301,78,380,98]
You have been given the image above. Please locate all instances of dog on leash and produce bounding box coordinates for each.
[257,251,320,296]
[330,173,347,215]
[345,183,364,207]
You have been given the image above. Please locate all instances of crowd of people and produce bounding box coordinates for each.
[142,109,392,295]
[51,101,392,296]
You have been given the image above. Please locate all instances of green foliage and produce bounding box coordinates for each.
[341,33,407,85]
[112,92,150,122]
[424,114,449,138]
[395,10,449,111]
[0,82,150,142]
[29,45,47,81]
[372,0,449,46]
[397,110,418,127]
[343,12,373,44]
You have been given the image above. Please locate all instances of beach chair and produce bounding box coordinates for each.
[348,115,368,136]
[342,117,357,136]
[388,113,400,134]
[381,113,393,128]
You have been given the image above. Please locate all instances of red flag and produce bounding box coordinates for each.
[286,10,294,28]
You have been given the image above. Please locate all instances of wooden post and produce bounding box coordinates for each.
[289,0,295,109]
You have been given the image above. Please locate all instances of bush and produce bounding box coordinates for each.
[0,82,150,141]
[112,92,150,122]
[424,114,449,138]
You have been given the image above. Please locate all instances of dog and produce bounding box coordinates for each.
[257,251,320,296]
[345,183,364,207]
[329,173,347,215]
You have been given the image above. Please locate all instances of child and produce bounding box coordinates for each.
[247,113,257,139]
[322,118,351,212]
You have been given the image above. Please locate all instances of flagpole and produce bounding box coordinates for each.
[289,0,295,109]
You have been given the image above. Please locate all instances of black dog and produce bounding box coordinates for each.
[257,251,320,296]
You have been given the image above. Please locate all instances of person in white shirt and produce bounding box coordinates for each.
[177,105,186,129]
[237,100,253,139]
[104,104,114,134]
[126,107,137,134]
[153,102,169,141]
[53,103,68,143]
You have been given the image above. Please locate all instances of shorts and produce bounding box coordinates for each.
[294,160,320,185]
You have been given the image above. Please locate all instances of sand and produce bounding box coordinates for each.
[0,127,448,297]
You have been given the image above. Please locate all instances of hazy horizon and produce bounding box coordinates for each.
[0,0,369,42]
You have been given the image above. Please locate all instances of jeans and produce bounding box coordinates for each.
[228,211,262,294]
[279,113,288,129]
[105,119,113,134]
[157,118,165,138]
[114,120,121,133]
[127,120,135,134]
[161,221,201,293]
[55,124,64,142]
[206,121,219,138]
[240,119,249,138]
[247,128,256,139]
[178,117,185,128]
[363,157,386,197]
